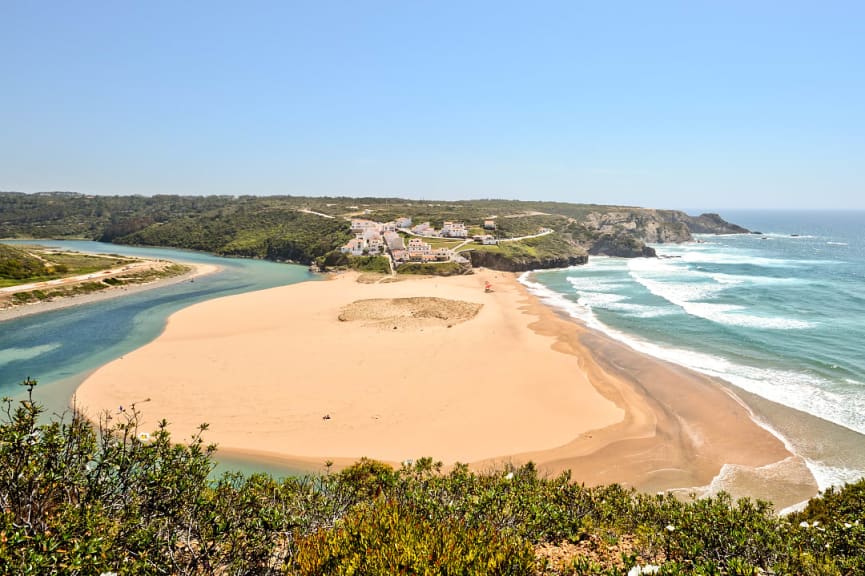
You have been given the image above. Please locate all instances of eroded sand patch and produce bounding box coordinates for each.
[338,297,482,329]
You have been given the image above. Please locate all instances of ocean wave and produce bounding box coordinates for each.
[524,271,864,434]
[574,293,675,318]
[566,276,629,292]
[628,262,813,330]
[802,460,865,492]
[826,241,849,246]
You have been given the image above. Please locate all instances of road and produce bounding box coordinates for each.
[0,261,155,295]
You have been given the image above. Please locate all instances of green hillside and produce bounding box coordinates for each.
[0,243,49,280]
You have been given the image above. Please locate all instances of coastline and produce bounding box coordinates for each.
[74,269,818,509]
[0,262,219,323]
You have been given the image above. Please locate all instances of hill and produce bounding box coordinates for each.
[0,192,748,270]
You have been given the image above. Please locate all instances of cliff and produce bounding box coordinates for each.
[467,249,588,272]
[571,209,748,257]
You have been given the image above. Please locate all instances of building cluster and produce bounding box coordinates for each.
[340,216,479,264]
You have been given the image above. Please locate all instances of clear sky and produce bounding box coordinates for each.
[2,1,863,210]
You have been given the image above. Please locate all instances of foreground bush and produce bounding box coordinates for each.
[1,379,864,575]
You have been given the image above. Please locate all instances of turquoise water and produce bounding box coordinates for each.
[524,211,865,489]
[0,241,316,475]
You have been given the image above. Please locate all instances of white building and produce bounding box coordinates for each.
[441,221,468,238]
[340,237,365,256]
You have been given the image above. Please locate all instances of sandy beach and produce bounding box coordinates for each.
[75,269,818,508]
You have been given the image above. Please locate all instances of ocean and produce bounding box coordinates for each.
[522,210,865,491]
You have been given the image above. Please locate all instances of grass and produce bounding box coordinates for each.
[421,238,465,249]
[0,244,139,287]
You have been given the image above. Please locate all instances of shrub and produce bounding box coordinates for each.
[292,499,536,575]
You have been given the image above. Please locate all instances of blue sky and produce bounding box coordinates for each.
[2,1,863,210]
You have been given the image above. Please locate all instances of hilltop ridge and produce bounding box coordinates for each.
[0,192,747,272]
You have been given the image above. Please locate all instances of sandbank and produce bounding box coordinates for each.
[75,269,817,508]
[0,262,218,322]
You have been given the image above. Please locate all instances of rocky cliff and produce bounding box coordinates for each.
[467,250,588,272]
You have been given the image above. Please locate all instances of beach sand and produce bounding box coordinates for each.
[75,269,818,509]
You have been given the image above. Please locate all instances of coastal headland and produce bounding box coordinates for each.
[75,269,818,509]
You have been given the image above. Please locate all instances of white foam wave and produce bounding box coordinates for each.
[0,343,62,368]
[826,242,848,246]
[803,460,865,491]
[522,272,864,437]
[574,293,675,319]
[628,262,813,330]
[566,276,628,292]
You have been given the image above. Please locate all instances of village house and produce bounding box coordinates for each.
[483,219,496,230]
[340,237,365,256]
[474,234,498,245]
[395,217,412,228]
[434,247,453,260]
[441,221,468,238]
[406,238,436,261]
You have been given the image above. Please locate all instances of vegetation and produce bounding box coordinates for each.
[1,379,862,575]
[1,192,746,270]
[0,244,140,289]
[397,261,468,276]
[0,244,50,281]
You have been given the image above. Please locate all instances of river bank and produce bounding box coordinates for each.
[0,262,218,323]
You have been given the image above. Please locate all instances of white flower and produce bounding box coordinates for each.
[844,522,852,529]
[628,565,661,576]
[504,472,514,480]
[100,572,118,576]
[799,521,810,528]
[665,524,676,532]
[137,432,152,443]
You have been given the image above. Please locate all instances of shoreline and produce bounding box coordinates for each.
[0,262,219,323]
[74,269,818,509]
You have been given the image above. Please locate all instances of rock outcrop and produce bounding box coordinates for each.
[679,212,750,234]
[588,234,657,258]
[467,250,588,272]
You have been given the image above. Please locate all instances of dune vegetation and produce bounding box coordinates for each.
[1,379,863,575]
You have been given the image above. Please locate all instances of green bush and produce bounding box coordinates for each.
[2,379,865,575]
[293,499,536,575]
